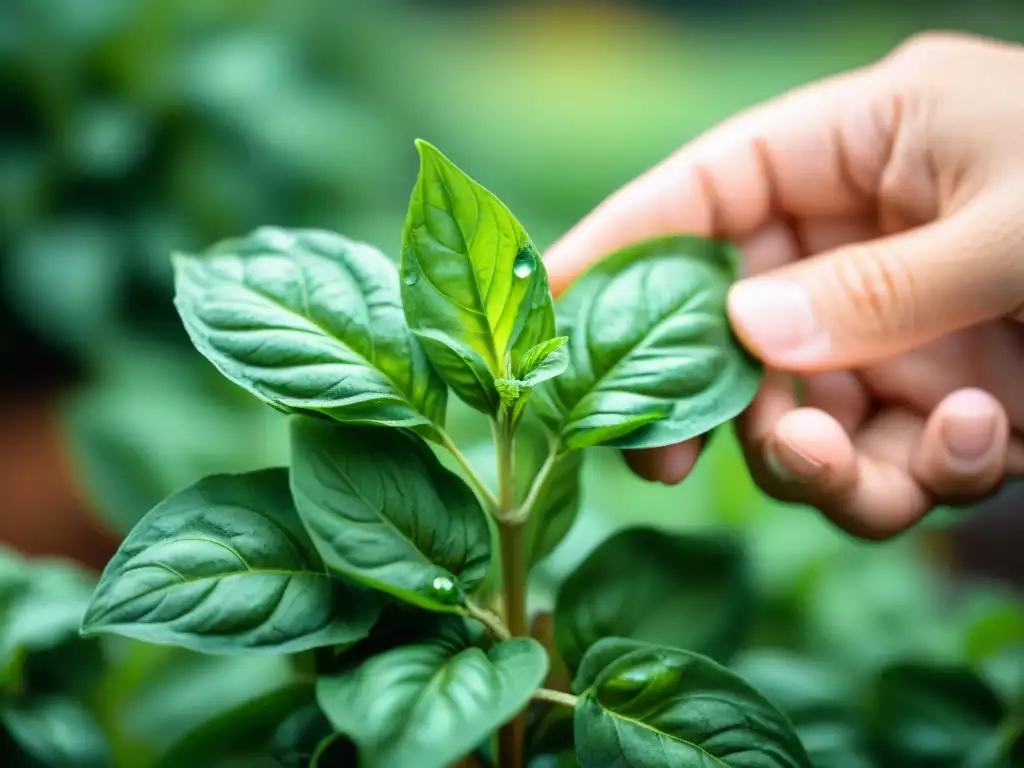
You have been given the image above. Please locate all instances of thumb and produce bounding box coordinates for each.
[726,193,1024,372]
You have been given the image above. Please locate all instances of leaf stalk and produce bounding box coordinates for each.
[440,431,499,512]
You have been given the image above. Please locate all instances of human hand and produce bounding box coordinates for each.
[544,32,1024,539]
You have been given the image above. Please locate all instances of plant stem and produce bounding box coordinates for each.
[510,444,560,525]
[494,412,528,767]
[466,600,510,640]
[532,688,579,709]
[497,520,526,637]
[440,431,499,512]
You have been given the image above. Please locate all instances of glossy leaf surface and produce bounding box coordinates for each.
[82,469,380,653]
[573,638,811,768]
[535,235,761,449]
[317,617,548,768]
[289,417,491,612]
[555,527,752,673]
[173,226,446,436]
[401,140,556,413]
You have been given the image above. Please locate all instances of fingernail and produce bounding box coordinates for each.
[765,437,825,482]
[942,401,996,466]
[653,441,700,485]
[728,278,828,361]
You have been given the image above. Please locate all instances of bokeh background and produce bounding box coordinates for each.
[1,0,1023,764]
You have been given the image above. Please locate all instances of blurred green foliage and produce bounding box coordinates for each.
[1,0,1022,765]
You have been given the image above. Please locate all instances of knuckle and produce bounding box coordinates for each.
[829,246,917,337]
[884,31,977,72]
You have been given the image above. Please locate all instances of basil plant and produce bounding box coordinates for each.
[79,140,785,767]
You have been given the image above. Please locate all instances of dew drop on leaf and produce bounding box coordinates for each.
[427,574,459,604]
[512,247,535,279]
[402,271,419,286]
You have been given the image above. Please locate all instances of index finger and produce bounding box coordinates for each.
[544,64,893,293]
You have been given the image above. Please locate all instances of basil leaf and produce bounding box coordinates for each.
[289,417,491,612]
[555,527,752,674]
[517,336,569,386]
[871,661,1006,768]
[173,226,447,437]
[535,235,762,450]
[81,469,380,653]
[573,638,811,768]
[271,702,333,768]
[1,696,110,768]
[0,553,101,695]
[731,649,874,768]
[156,682,312,767]
[401,140,556,414]
[317,616,548,768]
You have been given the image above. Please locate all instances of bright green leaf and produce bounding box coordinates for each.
[871,661,1006,768]
[573,638,811,768]
[516,336,569,386]
[81,469,380,654]
[289,417,491,612]
[1,696,110,768]
[554,527,752,673]
[534,235,762,449]
[317,616,548,768]
[173,226,447,437]
[401,139,556,414]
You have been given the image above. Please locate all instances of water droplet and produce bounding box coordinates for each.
[428,575,458,603]
[512,247,535,279]
[431,575,455,593]
[402,271,419,286]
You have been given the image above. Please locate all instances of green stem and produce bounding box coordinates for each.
[440,431,498,512]
[510,443,561,525]
[466,600,511,640]
[494,411,527,767]
[532,688,579,709]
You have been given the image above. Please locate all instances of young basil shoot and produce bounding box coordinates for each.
[78,139,792,768]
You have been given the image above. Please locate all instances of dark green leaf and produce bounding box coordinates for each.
[272,702,333,767]
[81,469,380,653]
[401,140,556,414]
[289,417,491,612]
[871,661,1006,768]
[317,616,548,768]
[173,226,447,437]
[310,733,357,767]
[554,527,752,673]
[573,638,811,768]
[534,235,762,450]
[1,696,110,768]
[156,682,311,767]
[0,552,102,696]
[731,649,874,768]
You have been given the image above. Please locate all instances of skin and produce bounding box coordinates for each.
[544,31,1024,540]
